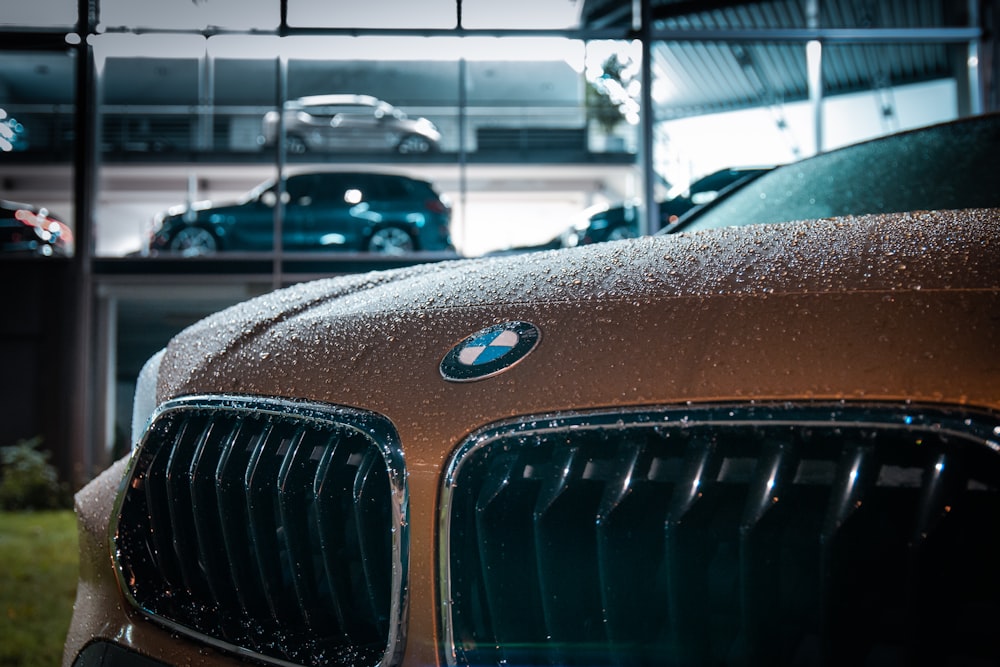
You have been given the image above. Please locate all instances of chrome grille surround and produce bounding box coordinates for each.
[440,402,1000,667]
[112,395,408,667]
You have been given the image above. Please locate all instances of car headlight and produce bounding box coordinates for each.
[130,348,165,449]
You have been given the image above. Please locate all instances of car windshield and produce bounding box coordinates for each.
[672,113,1000,233]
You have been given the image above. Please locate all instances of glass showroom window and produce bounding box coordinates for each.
[648,37,964,239]
[100,0,278,32]
[285,0,454,29]
[456,38,643,256]
[89,31,648,259]
[819,42,961,144]
[650,40,812,199]
[95,34,220,257]
[282,0,586,30]
[0,50,77,259]
[0,0,75,29]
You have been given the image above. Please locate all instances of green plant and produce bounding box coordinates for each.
[0,437,71,511]
[586,80,625,134]
[585,53,635,134]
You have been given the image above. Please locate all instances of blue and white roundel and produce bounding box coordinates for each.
[440,321,541,382]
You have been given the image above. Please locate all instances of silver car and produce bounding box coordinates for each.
[260,94,441,155]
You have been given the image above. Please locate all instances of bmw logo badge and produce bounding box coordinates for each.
[440,321,541,382]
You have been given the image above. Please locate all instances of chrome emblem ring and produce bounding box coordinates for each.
[440,321,541,382]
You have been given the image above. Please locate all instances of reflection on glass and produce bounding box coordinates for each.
[78,33,647,258]
[0,108,23,153]
[0,0,75,28]
[461,0,581,29]
[649,38,962,222]
[0,51,76,258]
[1,199,75,257]
[101,53,202,156]
[265,94,442,155]
[585,41,641,154]
[100,0,278,31]
[145,172,454,256]
[286,0,455,29]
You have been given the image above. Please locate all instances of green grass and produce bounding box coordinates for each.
[0,510,78,667]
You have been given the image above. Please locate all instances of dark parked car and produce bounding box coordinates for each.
[259,94,441,155]
[148,171,453,256]
[66,115,1000,667]
[0,199,73,256]
[564,167,769,246]
[667,114,1000,235]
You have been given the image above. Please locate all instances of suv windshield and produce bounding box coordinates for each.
[672,113,1000,233]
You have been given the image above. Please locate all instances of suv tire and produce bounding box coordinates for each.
[367,225,415,254]
[169,225,219,256]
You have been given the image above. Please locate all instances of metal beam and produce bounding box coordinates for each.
[69,0,100,484]
[639,0,657,236]
[648,27,981,44]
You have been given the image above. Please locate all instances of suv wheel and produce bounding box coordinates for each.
[169,226,219,256]
[367,226,415,255]
[285,135,307,154]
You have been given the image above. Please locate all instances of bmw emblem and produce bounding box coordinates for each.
[440,321,541,382]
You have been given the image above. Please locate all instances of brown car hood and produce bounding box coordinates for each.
[67,208,1000,667]
[159,208,999,457]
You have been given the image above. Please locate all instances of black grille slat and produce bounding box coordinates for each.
[187,418,233,613]
[473,449,545,664]
[314,441,361,636]
[244,422,287,625]
[906,456,1000,662]
[663,435,719,664]
[312,429,391,644]
[818,440,880,658]
[905,451,951,658]
[276,429,323,628]
[114,397,405,667]
[911,452,958,549]
[676,446,746,662]
[139,419,183,592]
[443,404,1000,667]
[595,441,674,660]
[312,439,352,638]
[352,446,393,637]
[216,420,270,626]
[593,443,643,648]
[738,438,803,664]
[164,419,212,603]
[533,444,607,662]
[825,467,919,662]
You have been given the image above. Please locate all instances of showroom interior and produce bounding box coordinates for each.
[1,0,996,488]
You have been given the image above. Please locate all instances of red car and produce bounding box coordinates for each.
[0,199,74,257]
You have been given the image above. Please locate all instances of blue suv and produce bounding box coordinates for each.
[149,171,453,256]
